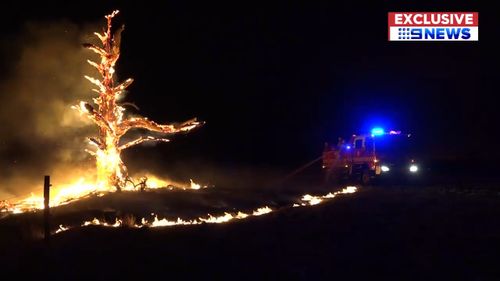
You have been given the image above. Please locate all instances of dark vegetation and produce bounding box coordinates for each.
[1,164,500,280]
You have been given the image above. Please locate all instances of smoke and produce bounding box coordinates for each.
[0,20,100,199]
[0,17,289,202]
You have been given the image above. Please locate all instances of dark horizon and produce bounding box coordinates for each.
[0,1,494,174]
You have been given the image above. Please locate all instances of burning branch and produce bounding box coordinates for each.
[119,136,170,150]
[117,117,200,137]
[75,10,202,191]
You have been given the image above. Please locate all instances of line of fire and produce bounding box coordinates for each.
[0,5,494,280]
[0,11,359,233]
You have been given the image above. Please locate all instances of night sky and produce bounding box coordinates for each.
[0,1,495,171]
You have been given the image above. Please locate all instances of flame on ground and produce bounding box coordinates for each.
[296,185,357,206]
[55,225,69,234]
[190,179,202,190]
[83,217,122,227]
[3,178,99,214]
[53,186,358,234]
[1,177,207,214]
[149,216,201,227]
[252,206,273,216]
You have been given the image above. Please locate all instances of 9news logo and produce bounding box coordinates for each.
[388,12,478,41]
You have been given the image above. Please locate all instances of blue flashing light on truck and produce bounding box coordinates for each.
[322,128,420,184]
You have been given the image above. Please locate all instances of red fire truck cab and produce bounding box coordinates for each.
[322,128,419,184]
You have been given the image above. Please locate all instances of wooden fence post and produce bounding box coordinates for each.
[44,175,51,241]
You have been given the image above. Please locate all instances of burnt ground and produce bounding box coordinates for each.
[2,167,500,280]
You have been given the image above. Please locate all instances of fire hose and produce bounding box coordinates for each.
[280,155,323,183]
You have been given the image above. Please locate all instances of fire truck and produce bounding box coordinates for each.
[322,128,420,184]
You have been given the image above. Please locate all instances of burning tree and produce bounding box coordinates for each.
[74,11,202,191]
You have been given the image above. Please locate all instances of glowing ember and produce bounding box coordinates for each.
[74,10,202,191]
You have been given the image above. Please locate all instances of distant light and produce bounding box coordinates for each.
[346,145,351,150]
[389,130,401,135]
[381,165,390,172]
[371,127,385,136]
[409,164,418,173]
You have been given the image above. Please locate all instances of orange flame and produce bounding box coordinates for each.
[53,186,358,234]
[2,178,207,214]
[74,10,202,191]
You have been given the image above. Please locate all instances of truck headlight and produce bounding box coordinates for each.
[409,164,418,173]
[381,165,390,172]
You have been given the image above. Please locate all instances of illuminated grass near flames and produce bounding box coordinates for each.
[0,178,207,214]
[53,186,357,234]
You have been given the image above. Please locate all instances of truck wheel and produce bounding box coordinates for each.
[361,170,371,185]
